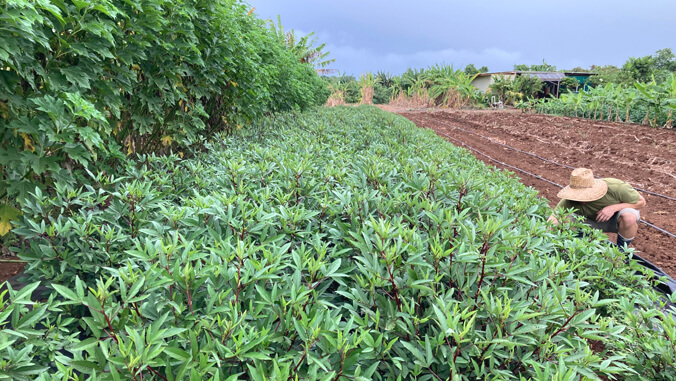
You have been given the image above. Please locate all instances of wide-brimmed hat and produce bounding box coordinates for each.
[557,168,608,202]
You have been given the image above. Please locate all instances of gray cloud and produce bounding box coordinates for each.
[249,0,676,75]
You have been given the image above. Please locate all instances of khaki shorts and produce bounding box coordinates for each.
[583,208,641,233]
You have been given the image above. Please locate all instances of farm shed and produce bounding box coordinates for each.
[471,71,596,98]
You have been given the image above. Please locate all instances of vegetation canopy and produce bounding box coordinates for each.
[0,0,329,226]
[3,106,674,380]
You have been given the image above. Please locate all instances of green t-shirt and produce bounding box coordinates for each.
[556,178,640,220]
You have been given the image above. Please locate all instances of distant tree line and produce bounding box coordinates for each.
[568,48,676,86]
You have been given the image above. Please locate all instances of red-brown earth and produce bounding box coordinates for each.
[0,256,25,290]
[390,107,676,278]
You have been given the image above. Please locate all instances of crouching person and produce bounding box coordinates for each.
[548,168,646,250]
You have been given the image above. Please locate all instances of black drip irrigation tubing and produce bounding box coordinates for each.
[420,113,676,202]
[431,129,676,241]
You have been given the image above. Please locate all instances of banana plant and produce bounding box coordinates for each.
[635,78,663,126]
[426,64,480,107]
[488,75,513,105]
[622,88,638,123]
[663,74,676,128]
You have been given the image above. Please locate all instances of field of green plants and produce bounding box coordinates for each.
[2,0,676,380]
[3,105,675,380]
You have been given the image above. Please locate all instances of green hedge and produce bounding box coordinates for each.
[0,0,329,207]
[4,106,675,380]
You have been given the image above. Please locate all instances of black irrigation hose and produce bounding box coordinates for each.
[641,221,676,239]
[435,130,565,188]
[422,113,676,202]
[432,128,676,240]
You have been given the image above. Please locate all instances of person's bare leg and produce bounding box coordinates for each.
[617,213,638,249]
[618,213,638,239]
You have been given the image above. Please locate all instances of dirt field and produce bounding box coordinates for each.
[390,107,676,278]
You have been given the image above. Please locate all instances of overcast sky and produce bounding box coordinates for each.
[248,0,675,77]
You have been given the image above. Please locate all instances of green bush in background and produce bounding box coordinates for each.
[0,0,328,216]
[4,106,674,380]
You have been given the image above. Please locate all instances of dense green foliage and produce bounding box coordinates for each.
[463,64,488,76]
[586,49,676,87]
[3,106,674,380]
[514,60,557,73]
[487,75,544,106]
[529,74,676,128]
[0,0,328,215]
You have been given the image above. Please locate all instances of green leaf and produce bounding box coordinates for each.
[52,284,80,303]
[72,337,100,352]
[401,341,427,365]
[60,67,91,90]
[164,346,192,361]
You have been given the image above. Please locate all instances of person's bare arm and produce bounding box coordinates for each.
[547,214,559,225]
[596,194,646,222]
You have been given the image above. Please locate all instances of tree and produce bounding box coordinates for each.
[560,77,581,92]
[376,71,395,88]
[514,59,556,72]
[653,48,676,72]
[464,64,479,76]
[464,64,489,76]
[590,65,633,87]
[622,56,655,83]
[488,75,514,104]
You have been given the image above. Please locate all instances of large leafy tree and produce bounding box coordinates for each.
[622,56,655,83]
[653,48,676,72]
[464,64,488,76]
[514,59,556,72]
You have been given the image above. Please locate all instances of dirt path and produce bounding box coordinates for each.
[393,108,676,278]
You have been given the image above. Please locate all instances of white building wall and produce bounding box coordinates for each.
[471,74,517,93]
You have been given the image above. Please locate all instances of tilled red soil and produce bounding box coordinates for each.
[0,257,25,288]
[396,108,676,278]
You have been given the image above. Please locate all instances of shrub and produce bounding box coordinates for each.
[0,0,327,210]
[4,106,675,379]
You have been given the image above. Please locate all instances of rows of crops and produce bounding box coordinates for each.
[528,75,676,128]
[3,106,674,380]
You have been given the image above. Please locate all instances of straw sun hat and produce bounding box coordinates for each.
[556,168,608,202]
